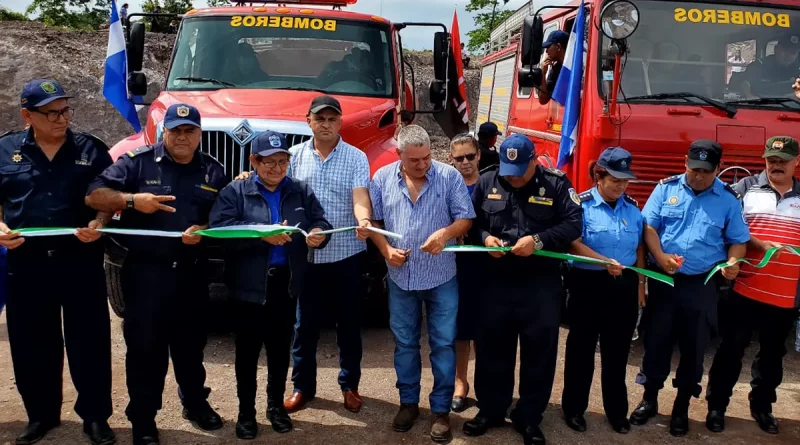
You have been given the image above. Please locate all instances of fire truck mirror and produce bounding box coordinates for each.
[429,79,446,109]
[518,67,542,89]
[128,72,148,98]
[433,32,450,82]
[127,22,146,73]
[520,15,544,69]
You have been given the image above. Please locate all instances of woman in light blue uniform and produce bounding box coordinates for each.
[560,147,646,434]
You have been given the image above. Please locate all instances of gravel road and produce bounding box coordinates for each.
[0,308,798,445]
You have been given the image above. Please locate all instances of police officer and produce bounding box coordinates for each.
[0,79,115,445]
[561,148,644,435]
[85,104,228,445]
[464,134,583,445]
[476,122,500,171]
[631,140,750,437]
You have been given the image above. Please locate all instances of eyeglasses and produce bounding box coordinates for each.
[257,158,290,169]
[452,153,477,163]
[32,107,74,122]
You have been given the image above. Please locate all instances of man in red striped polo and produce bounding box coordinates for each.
[705,136,800,435]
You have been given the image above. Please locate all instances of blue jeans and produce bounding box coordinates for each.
[388,276,458,414]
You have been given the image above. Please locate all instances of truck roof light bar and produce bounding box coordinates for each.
[230,0,357,7]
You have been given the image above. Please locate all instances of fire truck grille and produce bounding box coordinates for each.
[200,131,312,179]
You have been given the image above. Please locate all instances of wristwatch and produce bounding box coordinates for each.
[532,234,543,251]
[126,194,135,210]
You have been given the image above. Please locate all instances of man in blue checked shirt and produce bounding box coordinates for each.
[283,95,374,415]
[368,125,475,443]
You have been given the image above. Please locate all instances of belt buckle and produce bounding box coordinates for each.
[47,250,56,258]
[267,267,278,277]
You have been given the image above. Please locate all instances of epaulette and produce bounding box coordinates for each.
[723,183,741,199]
[125,145,155,158]
[659,175,681,185]
[544,167,565,177]
[74,132,110,151]
[623,194,638,206]
[0,130,14,140]
[578,190,593,202]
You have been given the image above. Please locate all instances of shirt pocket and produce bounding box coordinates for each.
[522,201,555,222]
[621,224,641,251]
[0,163,34,200]
[698,212,725,245]
[584,225,612,249]
[481,199,509,233]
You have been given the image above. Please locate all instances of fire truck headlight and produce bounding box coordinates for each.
[600,0,639,41]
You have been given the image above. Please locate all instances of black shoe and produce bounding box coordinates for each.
[132,421,159,445]
[670,410,689,437]
[182,403,223,431]
[751,410,779,434]
[235,417,259,440]
[706,410,725,433]
[15,420,60,445]
[451,396,469,413]
[629,400,658,426]
[564,414,587,432]
[83,421,116,445]
[462,414,505,437]
[520,424,546,445]
[609,417,631,434]
[267,405,293,433]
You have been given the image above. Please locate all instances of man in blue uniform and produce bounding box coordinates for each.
[631,140,750,437]
[0,79,115,445]
[85,104,229,445]
[464,134,583,445]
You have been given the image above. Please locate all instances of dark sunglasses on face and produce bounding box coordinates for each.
[32,106,74,122]
[453,153,477,163]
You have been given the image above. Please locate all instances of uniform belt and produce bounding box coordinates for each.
[267,265,289,277]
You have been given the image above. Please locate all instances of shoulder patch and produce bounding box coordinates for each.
[723,184,741,199]
[578,190,593,202]
[623,194,638,206]
[544,167,565,177]
[125,145,155,158]
[659,175,681,185]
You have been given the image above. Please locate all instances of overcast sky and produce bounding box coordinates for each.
[1,0,565,49]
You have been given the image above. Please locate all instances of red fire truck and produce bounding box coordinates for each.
[106,0,463,322]
[478,0,800,205]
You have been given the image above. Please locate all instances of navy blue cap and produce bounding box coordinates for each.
[687,139,722,171]
[597,147,636,179]
[543,30,569,49]
[252,130,290,158]
[499,134,535,176]
[164,104,201,129]
[478,122,501,136]
[20,79,71,109]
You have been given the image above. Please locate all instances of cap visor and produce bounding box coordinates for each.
[32,95,72,107]
[763,151,797,160]
[687,159,716,171]
[499,161,528,177]
[164,119,201,129]
[255,148,290,157]
[606,168,637,180]
[309,104,342,114]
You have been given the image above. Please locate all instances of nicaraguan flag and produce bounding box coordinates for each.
[104,0,142,132]
[552,0,585,169]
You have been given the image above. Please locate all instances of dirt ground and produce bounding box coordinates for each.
[0,308,798,445]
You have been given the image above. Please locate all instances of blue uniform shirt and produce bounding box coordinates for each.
[574,187,642,270]
[255,175,288,266]
[642,174,750,275]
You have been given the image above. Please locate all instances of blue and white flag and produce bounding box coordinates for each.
[104,0,141,132]
[552,0,585,169]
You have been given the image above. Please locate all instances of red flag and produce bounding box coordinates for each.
[451,11,470,120]
[434,10,470,138]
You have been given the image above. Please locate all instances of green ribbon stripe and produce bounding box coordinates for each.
[444,245,675,286]
[704,246,800,285]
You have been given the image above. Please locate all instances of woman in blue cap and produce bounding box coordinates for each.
[560,147,646,434]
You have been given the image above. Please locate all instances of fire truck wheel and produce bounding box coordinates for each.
[104,258,125,318]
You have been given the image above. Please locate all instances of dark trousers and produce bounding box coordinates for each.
[6,251,112,423]
[291,253,363,395]
[234,268,296,418]
[562,268,639,420]
[121,260,209,423]
[475,272,562,426]
[706,291,798,412]
[638,272,717,398]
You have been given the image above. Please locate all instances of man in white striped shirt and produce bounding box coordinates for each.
[283,95,373,415]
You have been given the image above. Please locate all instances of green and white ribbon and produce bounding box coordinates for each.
[15,225,402,240]
[704,245,800,285]
[444,245,675,286]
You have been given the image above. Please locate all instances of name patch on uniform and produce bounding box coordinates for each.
[75,153,90,166]
[199,184,218,193]
[529,196,553,205]
[487,193,503,200]
[145,179,161,185]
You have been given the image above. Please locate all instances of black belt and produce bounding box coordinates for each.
[267,265,289,277]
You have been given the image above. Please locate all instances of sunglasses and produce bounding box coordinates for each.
[452,153,477,163]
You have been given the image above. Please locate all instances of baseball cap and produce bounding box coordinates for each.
[499,134,535,176]
[252,130,290,158]
[20,79,72,109]
[478,122,501,136]
[763,136,799,160]
[597,147,637,179]
[309,95,342,115]
[543,30,569,49]
[777,34,800,49]
[687,139,722,171]
[163,104,201,129]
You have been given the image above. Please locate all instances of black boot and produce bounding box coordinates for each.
[267,404,293,433]
[669,392,691,437]
[462,413,505,437]
[235,415,259,440]
[83,421,116,445]
[15,420,60,445]
[629,400,658,426]
[131,420,159,445]
[706,409,725,433]
[182,402,223,431]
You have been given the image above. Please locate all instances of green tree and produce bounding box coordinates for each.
[465,0,513,52]
[206,0,229,6]
[26,0,111,30]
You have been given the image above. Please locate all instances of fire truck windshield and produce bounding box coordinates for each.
[601,1,800,107]
[167,16,395,98]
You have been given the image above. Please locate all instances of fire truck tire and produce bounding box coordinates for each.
[128,22,145,72]
[104,258,125,318]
